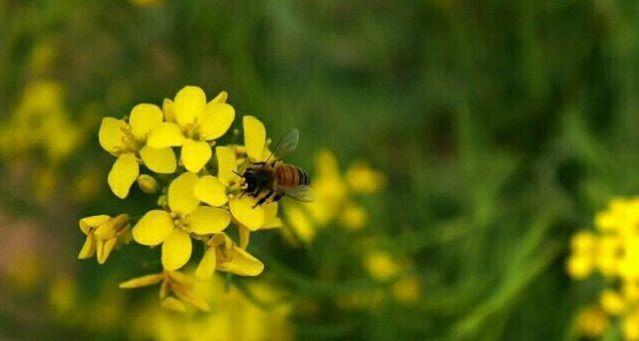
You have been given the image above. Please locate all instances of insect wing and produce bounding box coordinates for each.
[279,185,314,203]
[271,129,299,160]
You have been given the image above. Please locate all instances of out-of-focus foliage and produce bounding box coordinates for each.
[2,0,639,340]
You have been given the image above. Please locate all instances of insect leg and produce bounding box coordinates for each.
[253,189,274,208]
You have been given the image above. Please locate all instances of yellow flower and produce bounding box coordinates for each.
[364,250,401,282]
[146,86,235,173]
[195,232,264,280]
[132,172,231,270]
[78,214,130,264]
[194,142,281,233]
[130,276,292,341]
[392,276,421,304]
[345,160,386,194]
[120,270,209,312]
[600,289,626,315]
[576,306,609,338]
[99,103,177,198]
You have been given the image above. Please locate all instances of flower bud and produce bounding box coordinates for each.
[137,174,160,194]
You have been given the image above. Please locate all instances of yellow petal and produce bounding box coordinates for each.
[229,196,264,231]
[262,202,282,229]
[97,238,117,264]
[199,103,235,140]
[216,146,238,186]
[218,246,264,276]
[147,122,185,149]
[129,103,163,140]
[238,225,250,249]
[140,146,177,174]
[243,115,266,160]
[119,273,164,289]
[195,248,217,280]
[108,153,139,199]
[171,283,210,311]
[174,86,206,127]
[181,139,212,173]
[162,98,176,122]
[210,90,228,104]
[187,206,231,235]
[162,229,192,271]
[78,233,96,259]
[161,297,186,312]
[194,175,228,207]
[168,172,200,216]
[79,215,110,235]
[132,210,174,246]
[98,117,127,154]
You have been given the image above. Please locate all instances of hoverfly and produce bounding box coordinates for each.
[238,129,313,207]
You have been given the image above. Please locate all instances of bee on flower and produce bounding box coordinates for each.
[80,85,296,311]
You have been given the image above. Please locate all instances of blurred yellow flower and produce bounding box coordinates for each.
[132,172,231,270]
[78,214,130,264]
[364,250,401,282]
[130,275,292,341]
[146,86,234,173]
[568,197,639,338]
[284,149,385,243]
[99,103,177,198]
[576,306,609,338]
[0,80,82,163]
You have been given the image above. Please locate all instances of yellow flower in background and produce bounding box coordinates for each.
[78,214,130,264]
[285,149,384,243]
[568,197,639,338]
[120,270,209,312]
[130,275,292,341]
[364,250,401,282]
[147,86,234,173]
[576,306,609,338]
[0,80,83,163]
[99,103,177,198]
[132,172,231,270]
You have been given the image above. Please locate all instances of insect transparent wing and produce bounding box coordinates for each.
[271,129,299,160]
[279,185,314,203]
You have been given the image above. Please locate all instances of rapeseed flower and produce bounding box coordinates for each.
[132,172,231,270]
[146,86,234,173]
[78,214,130,264]
[567,197,639,339]
[120,270,209,312]
[99,103,177,198]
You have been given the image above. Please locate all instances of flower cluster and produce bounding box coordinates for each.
[79,86,283,310]
[567,197,639,339]
[284,149,385,242]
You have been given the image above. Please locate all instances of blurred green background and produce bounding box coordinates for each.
[2,0,639,340]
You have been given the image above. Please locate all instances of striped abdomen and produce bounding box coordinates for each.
[275,164,310,187]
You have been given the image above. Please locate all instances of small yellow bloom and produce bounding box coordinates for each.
[566,254,593,279]
[99,103,177,198]
[576,306,609,338]
[196,232,264,280]
[392,276,421,304]
[193,144,280,232]
[600,289,626,315]
[78,214,130,264]
[132,172,231,270]
[345,161,386,194]
[120,271,209,312]
[364,251,401,282]
[146,86,234,173]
